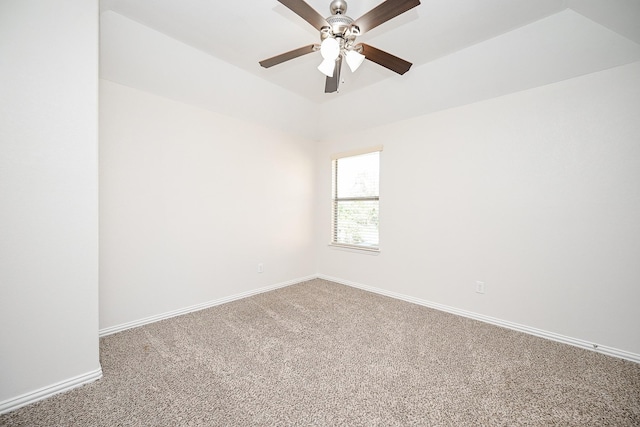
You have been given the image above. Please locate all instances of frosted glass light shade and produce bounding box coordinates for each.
[346,50,365,72]
[320,37,340,61]
[318,59,336,77]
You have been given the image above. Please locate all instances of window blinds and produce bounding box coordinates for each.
[331,148,381,250]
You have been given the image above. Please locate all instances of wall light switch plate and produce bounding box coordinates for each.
[476,281,485,294]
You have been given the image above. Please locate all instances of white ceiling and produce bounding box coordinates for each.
[99,0,640,139]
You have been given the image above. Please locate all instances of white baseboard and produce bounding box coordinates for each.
[5,274,636,415]
[99,275,318,337]
[0,368,103,415]
[318,274,640,364]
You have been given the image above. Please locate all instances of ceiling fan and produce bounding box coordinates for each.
[259,0,420,93]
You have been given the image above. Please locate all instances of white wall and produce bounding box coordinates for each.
[100,11,319,140]
[0,0,101,407]
[99,80,316,330]
[316,61,640,356]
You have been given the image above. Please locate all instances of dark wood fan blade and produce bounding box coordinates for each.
[355,0,420,34]
[278,0,328,30]
[324,57,342,93]
[259,44,319,68]
[361,43,412,75]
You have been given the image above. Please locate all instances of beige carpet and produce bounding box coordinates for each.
[2,279,639,426]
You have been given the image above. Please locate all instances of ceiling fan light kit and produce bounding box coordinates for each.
[320,36,341,61]
[259,0,420,93]
[345,49,365,72]
[318,58,337,77]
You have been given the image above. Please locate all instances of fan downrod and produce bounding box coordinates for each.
[330,0,348,15]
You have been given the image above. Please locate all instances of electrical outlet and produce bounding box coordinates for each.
[476,281,485,294]
[257,263,264,273]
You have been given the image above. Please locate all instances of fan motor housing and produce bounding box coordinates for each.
[326,14,354,36]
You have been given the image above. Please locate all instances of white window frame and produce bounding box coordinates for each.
[330,145,383,252]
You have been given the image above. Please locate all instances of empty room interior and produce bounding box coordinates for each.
[1,0,640,424]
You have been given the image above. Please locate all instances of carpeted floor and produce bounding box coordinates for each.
[2,279,639,426]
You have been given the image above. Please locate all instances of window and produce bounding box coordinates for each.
[331,146,382,251]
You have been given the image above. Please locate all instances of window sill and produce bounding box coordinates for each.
[328,243,380,255]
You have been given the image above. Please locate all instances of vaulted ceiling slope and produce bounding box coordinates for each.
[100,0,640,139]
